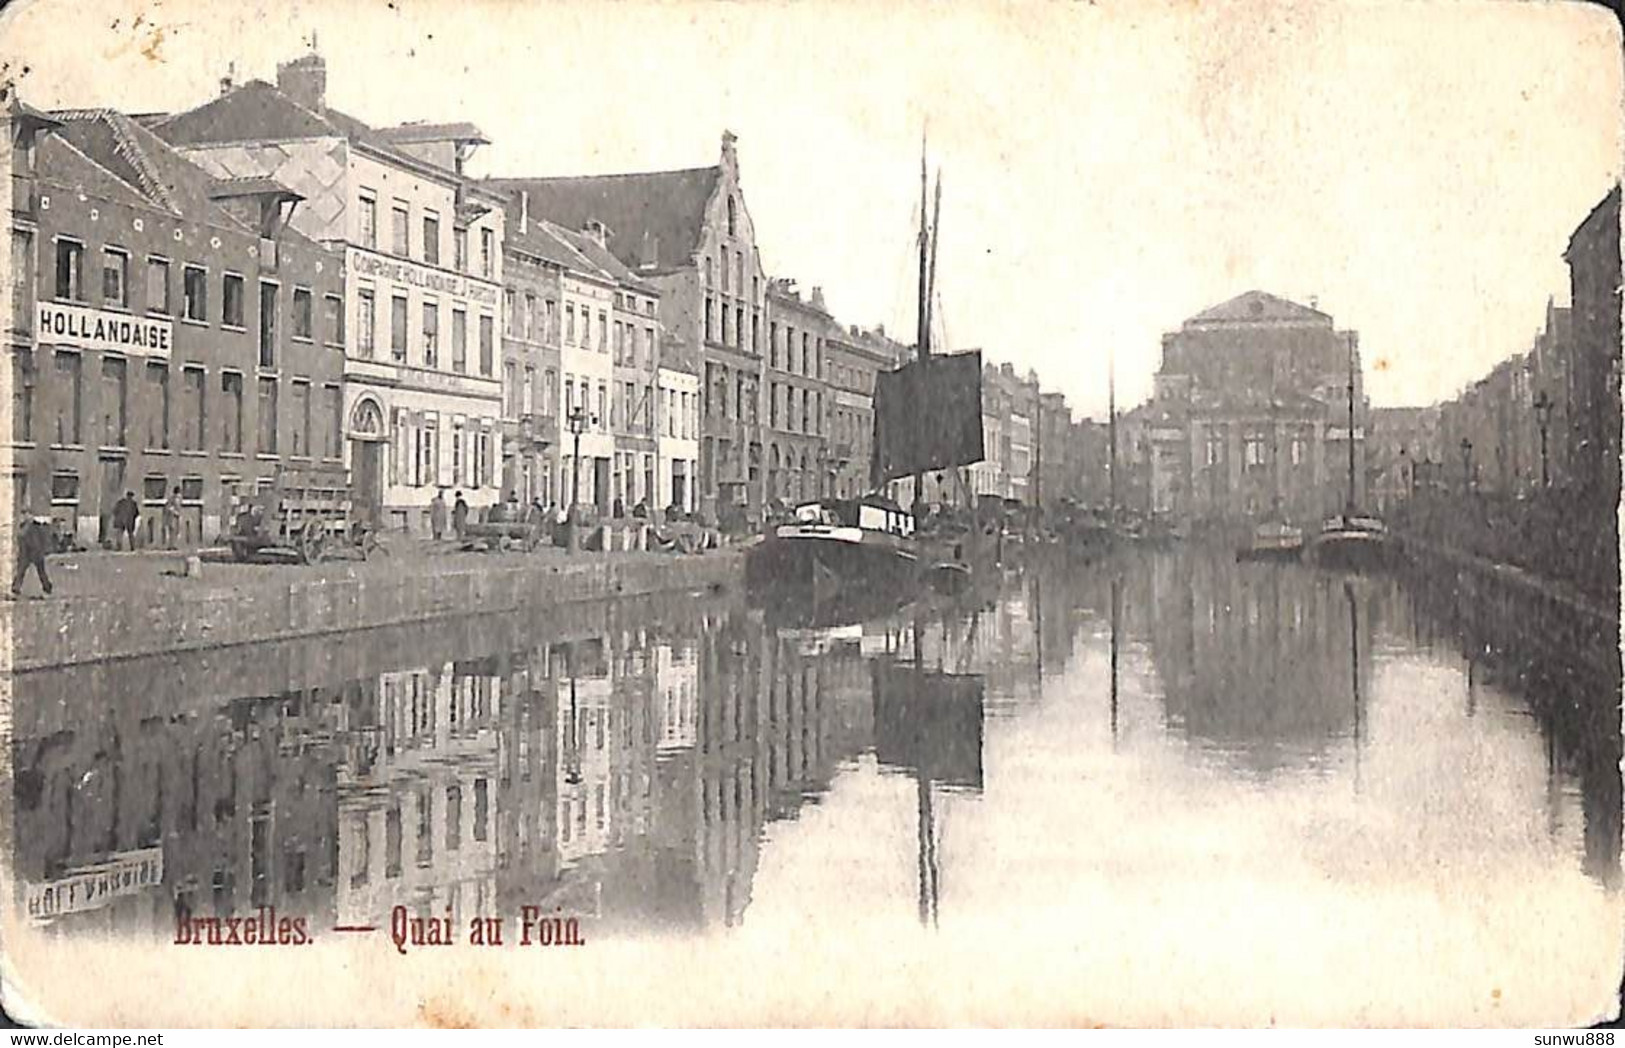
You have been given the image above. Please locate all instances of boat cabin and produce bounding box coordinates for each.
[793,496,916,538]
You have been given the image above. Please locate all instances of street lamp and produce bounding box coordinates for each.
[1533,389,1555,489]
[1460,437,1474,494]
[567,404,594,510]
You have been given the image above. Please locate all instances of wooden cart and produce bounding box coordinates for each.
[227,464,384,564]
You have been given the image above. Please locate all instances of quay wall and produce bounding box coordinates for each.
[0,552,744,673]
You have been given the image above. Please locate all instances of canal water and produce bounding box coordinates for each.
[8,545,1621,1023]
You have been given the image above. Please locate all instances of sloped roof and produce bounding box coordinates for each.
[379,121,489,145]
[150,80,471,188]
[483,167,720,275]
[151,80,336,146]
[36,134,159,214]
[49,107,270,236]
[549,222,655,294]
[1185,290,1332,326]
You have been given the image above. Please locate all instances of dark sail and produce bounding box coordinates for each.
[870,350,985,486]
[872,661,985,790]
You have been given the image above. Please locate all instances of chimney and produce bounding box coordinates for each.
[519,190,529,235]
[276,51,327,113]
[581,219,607,248]
[720,129,738,172]
[1309,294,1320,310]
[219,61,236,97]
[811,286,826,311]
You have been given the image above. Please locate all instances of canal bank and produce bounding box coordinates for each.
[1395,530,1619,698]
[0,546,744,673]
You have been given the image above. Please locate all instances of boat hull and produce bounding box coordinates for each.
[745,529,921,603]
[1308,531,1394,572]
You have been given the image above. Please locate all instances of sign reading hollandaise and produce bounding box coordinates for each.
[26,848,165,923]
[37,303,173,357]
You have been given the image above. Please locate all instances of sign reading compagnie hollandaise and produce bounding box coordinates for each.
[348,247,500,307]
[37,303,173,356]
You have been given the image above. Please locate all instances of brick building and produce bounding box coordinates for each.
[10,104,346,546]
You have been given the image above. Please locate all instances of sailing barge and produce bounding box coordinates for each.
[746,145,986,611]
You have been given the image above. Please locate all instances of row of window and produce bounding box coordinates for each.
[391,412,497,490]
[703,244,756,303]
[703,295,760,355]
[702,363,761,425]
[353,286,495,376]
[11,348,342,460]
[356,190,495,280]
[346,776,492,889]
[769,322,823,380]
[49,236,340,368]
[767,381,824,436]
[1205,438,1310,467]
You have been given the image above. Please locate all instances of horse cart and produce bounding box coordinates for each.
[227,465,385,564]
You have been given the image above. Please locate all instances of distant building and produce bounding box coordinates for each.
[1368,405,1441,512]
[1141,291,1367,528]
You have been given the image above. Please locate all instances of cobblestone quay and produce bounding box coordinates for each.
[0,546,743,673]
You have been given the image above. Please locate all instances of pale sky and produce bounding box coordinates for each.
[3,0,1619,420]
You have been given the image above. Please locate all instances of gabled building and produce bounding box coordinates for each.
[485,132,769,520]
[9,100,345,546]
[148,49,509,533]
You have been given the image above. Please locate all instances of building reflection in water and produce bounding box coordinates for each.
[9,547,1617,944]
[1141,548,1377,775]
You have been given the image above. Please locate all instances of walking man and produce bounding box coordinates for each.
[429,489,448,541]
[162,486,183,549]
[452,491,469,540]
[12,515,54,598]
[111,491,140,551]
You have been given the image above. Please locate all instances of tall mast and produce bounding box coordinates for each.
[1108,351,1118,516]
[913,139,934,513]
[1346,336,1357,514]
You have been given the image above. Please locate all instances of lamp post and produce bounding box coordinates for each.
[1460,437,1474,495]
[1533,389,1554,489]
[567,404,592,509]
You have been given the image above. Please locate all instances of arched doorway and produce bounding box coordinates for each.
[348,397,386,525]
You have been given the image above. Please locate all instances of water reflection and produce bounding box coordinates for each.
[10,545,1620,950]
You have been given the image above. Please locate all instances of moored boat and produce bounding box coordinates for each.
[1307,513,1394,571]
[745,496,920,600]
